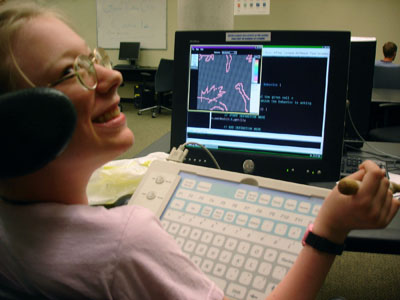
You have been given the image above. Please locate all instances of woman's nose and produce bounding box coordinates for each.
[94,64,123,93]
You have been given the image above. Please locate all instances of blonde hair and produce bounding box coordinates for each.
[0,1,67,94]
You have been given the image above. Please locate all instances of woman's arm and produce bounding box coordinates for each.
[264,160,400,300]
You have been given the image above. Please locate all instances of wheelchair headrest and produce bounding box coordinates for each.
[0,88,77,178]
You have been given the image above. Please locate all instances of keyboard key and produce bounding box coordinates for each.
[258,262,272,276]
[206,247,220,259]
[225,238,238,250]
[181,179,196,189]
[278,252,297,267]
[239,271,253,285]
[272,265,287,280]
[191,255,202,267]
[284,199,297,210]
[261,220,274,232]
[219,250,232,264]
[237,241,250,254]
[226,267,240,281]
[252,275,267,290]
[236,214,248,226]
[195,243,208,256]
[250,245,263,258]
[248,217,261,229]
[186,203,201,214]
[213,263,226,277]
[232,254,245,267]
[201,259,214,273]
[259,193,271,205]
[179,225,191,237]
[264,249,278,262]
[298,201,311,213]
[246,191,258,202]
[190,228,202,240]
[244,258,258,271]
[183,240,196,253]
[201,231,214,243]
[234,189,246,200]
[274,223,288,236]
[272,196,284,207]
[227,282,247,299]
[212,234,226,247]
[247,289,266,300]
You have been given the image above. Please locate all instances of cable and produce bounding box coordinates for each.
[182,142,221,169]
[345,101,400,161]
[167,141,221,170]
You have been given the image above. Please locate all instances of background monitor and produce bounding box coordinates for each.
[344,37,377,145]
[118,42,140,66]
[171,31,350,183]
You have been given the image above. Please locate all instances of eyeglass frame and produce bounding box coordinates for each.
[10,47,112,91]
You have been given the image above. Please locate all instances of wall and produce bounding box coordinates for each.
[40,0,400,97]
[234,0,400,59]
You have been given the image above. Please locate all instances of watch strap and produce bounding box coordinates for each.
[302,224,345,255]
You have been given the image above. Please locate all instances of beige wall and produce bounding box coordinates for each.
[234,0,400,59]
[41,0,400,97]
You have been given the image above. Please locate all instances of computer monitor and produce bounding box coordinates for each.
[171,31,350,183]
[344,37,377,145]
[118,42,140,66]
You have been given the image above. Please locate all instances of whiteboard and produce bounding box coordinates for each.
[96,0,167,49]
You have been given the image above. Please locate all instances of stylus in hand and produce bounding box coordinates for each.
[338,178,400,195]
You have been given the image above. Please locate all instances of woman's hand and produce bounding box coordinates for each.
[313,160,400,244]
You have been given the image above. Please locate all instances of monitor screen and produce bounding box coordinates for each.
[171,31,350,183]
[344,37,376,144]
[119,42,140,64]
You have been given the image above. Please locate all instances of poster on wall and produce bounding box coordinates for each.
[234,0,270,15]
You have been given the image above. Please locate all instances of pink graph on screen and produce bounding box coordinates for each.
[235,82,250,113]
[197,54,252,112]
[197,85,228,111]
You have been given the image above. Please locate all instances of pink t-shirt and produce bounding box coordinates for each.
[0,200,224,299]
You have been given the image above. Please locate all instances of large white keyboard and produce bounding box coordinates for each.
[128,160,330,300]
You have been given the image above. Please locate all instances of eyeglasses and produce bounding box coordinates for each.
[11,47,111,91]
[49,48,111,90]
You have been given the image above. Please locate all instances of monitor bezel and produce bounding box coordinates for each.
[171,30,350,183]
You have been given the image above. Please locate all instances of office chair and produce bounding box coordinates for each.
[138,59,174,118]
[368,66,400,142]
[0,88,76,178]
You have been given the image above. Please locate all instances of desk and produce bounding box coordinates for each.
[343,141,400,254]
[371,88,400,103]
[113,65,157,82]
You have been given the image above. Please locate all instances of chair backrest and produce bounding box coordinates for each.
[0,88,76,178]
[373,65,400,89]
[155,59,174,93]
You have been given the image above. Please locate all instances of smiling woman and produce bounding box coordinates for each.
[0,2,399,300]
[0,1,223,299]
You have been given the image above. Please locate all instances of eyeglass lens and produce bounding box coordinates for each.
[75,55,97,89]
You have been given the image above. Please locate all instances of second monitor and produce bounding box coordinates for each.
[119,42,140,67]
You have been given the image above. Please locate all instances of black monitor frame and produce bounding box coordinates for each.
[171,30,350,183]
[118,42,140,66]
[344,37,376,144]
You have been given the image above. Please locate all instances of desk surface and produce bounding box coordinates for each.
[371,88,400,103]
[113,65,157,82]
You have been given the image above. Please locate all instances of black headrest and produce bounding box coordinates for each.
[0,88,77,178]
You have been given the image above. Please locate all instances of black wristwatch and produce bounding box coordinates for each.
[302,224,345,255]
